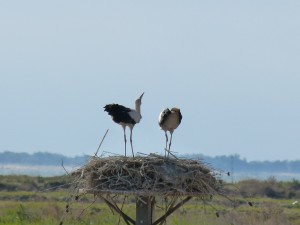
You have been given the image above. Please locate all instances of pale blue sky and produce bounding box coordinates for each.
[0,1,300,161]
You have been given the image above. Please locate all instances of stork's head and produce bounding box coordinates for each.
[171,107,180,113]
[135,92,144,106]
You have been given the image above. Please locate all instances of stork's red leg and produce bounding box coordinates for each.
[168,131,174,157]
[129,127,135,157]
[165,131,168,157]
[122,126,127,157]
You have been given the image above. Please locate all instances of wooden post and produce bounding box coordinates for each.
[136,196,154,225]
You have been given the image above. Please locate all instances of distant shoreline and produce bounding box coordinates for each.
[1,163,300,181]
[1,151,300,180]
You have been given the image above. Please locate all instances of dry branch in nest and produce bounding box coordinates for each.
[73,154,222,197]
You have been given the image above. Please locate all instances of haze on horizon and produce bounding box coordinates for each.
[0,1,299,161]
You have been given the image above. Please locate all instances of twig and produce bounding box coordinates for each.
[136,196,147,205]
[76,196,98,219]
[102,151,122,156]
[164,148,178,159]
[100,195,135,225]
[136,152,150,156]
[154,196,192,225]
[95,129,109,157]
[59,180,81,224]
[118,196,127,225]
[61,159,70,176]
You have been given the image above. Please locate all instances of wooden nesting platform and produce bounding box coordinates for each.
[73,154,221,197]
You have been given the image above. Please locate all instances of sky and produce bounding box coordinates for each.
[0,1,300,161]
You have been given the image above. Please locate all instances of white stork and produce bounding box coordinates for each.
[158,107,182,157]
[104,92,144,157]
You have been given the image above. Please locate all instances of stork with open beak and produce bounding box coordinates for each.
[104,92,144,157]
[159,107,182,157]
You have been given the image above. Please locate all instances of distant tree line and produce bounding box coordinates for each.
[1,151,300,173]
[184,154,300,173]
[0,151,89,166]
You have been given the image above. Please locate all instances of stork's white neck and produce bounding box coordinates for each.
[135,102,141,115]
[127,102,142,123]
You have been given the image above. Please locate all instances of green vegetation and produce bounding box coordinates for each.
[227,177,300,199]
[1,196,300,225]
[0,175,300,224]
[0,175,72,192]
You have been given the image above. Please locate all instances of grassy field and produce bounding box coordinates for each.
[0,192,300,225]
[0,176,300,225]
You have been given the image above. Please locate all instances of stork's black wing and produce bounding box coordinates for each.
[104,104,136,124]
[159,108,171,126]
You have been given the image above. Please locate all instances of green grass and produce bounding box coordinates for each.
[0,194,300,225]
[0,200,134,225]
[0,175,72,192]
[1,175,300,224]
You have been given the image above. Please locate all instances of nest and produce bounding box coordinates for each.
[74,154,221,197]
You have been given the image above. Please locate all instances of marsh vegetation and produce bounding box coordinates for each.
[0,175,300,225]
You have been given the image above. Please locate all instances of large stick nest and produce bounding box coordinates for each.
[74,154,221,197]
